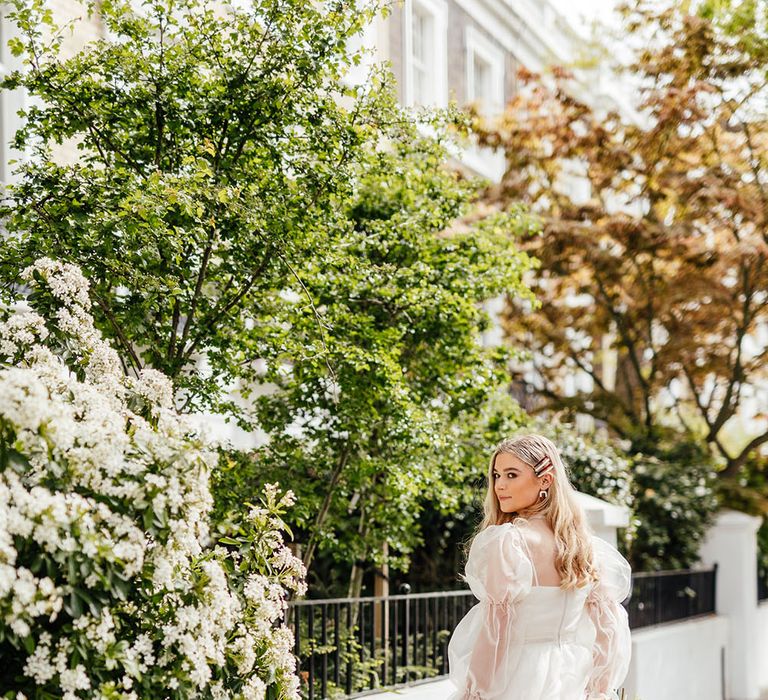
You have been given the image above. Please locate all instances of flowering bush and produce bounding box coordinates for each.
[629,450,720,571]
[534,419,634,509]
[0,258,306,699]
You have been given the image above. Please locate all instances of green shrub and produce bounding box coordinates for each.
[0,258,306,699]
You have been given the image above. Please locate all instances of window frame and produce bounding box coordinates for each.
[403,0,448,108]
[465,25,505,116]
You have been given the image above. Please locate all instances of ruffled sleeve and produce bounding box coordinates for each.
[584,535,633,700]
[447,523,533,700]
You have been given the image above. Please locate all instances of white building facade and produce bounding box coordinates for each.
[349,0,590,182]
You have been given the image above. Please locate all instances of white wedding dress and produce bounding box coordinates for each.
[446,519,632,700]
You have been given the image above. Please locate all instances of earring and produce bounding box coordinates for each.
[539,489,548,501]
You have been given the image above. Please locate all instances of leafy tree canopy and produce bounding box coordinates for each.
[1,0,391,412]
[0,0,539,586]
[469,0,768,476]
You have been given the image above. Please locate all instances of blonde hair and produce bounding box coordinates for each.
[475,433,599,590]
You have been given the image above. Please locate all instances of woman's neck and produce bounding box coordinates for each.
[516,512,546,520]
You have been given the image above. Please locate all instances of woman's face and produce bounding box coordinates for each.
[492,452,553,513]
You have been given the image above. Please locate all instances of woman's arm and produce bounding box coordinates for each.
[585,537,633,700]
[585,583,631,699]
[456,525,533,700]
[462,600,513,699]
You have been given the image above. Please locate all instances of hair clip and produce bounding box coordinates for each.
[532,455,553,476]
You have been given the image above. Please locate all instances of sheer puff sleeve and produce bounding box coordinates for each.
[584,535,633,700]
[447,523,533,700]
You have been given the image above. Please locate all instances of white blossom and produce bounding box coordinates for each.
[2,256,305,698]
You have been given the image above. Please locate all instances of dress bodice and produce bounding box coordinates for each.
[447,520,632,700]
[516,586,596,646]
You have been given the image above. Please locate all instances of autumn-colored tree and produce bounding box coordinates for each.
[469,1,768,477]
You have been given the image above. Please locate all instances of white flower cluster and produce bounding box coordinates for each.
[20,257,124,395]
[0,258,307,699]
[0,468,145,637]
[0,560,62,638]
[129,367,175,411]
[0,309,49,359]
[246,486,307,599]
[244,573,287,626]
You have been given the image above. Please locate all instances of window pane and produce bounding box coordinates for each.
[411,8,433,105]
[413,11,426,63]
[473,54,492,102]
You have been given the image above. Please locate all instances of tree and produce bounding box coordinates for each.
[212,125,538,591]
[0,0,387,416]
[0,0,538,590]
[468,1,768,476]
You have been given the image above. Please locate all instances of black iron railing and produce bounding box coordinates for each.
[626,564,717,629]
[288,565,719,700]
[758,571,768,603]
[289,589,475,700]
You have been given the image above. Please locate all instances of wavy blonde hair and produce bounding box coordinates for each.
[474,433,599,590]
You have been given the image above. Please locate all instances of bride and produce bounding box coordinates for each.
[447,433,632,700]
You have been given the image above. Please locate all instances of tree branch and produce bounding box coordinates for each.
[91,292,143,376]
[303,442,352,571]
[174,224,217,368]
[181,244,273,363]
[721,430,768,477]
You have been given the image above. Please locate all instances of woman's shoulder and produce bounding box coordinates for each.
[475,521,520,536]
[464,522,534,602]
[471,519,551,549]
[468,522,528,560]
[589,533,633,601]
[478,518,538,533]
[590,534,631,567]
[470,521,516,543]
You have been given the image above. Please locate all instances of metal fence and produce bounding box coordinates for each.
[289,589,475,700]
[625,564,717,629]
[288,566,719,700]
[759,571,768,603]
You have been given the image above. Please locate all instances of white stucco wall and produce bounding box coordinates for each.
[623,614,728,700]
[757,600,768,695]
[576,490,630,546]
[698,510,763,700]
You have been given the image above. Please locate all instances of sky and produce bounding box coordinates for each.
[549,0,641,81]
[550,0,622,35]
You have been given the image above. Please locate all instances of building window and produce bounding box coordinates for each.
[465,26,504,116]
[404,0,447,108]
[411,8,430,104]
[456,26,506,182]
[472,53,492,103]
